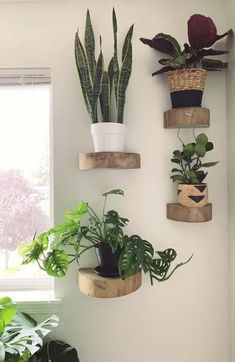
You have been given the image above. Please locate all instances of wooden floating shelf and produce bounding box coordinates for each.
[164,107,210,128]
[167,203,212,223]
[79,152,140,170]
[78,268,142,298]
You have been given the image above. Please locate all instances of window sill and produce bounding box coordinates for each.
[17,299,61,315]
[0,290,61,315]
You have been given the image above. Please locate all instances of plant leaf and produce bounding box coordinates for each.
[200,161,219,167]
[102,189,124,197]
[152,66,174,76]
[194,143,206,157]
[117,39,132,123]
[122,24,134,62]
[74,31,95,122]
[170,175,187,183]
[108,57,114,95]
[85,9,96,81]
[202,58,228,70]
[140,33,181,57]
[92,49,103,119]
[43,250,69,277]
[112,7,119,104]
[101,71,110,122]
[196,133,208,145]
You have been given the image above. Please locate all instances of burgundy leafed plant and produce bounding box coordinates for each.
[140,13,232,76]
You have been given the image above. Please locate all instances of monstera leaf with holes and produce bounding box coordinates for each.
[0,297,59,362]
[118,235,154,278]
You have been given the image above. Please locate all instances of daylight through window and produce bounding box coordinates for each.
[0,68,53,295]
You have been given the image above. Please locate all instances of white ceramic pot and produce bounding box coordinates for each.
[91,122,126,152]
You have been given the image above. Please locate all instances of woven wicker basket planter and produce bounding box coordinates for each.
[167,68,207,108]
[177,183,208,208]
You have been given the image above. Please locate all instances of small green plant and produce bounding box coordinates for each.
[140,14,232,75]
[19,190,192,285]
[0,296,58,362]
[75,8,133,123]
[171,132,218,184]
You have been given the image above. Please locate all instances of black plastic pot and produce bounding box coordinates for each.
[170,90,203,108]
[95,244,123,277]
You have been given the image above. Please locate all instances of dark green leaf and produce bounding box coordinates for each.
[101,71,110,122]
[122,24,134,62]
[170,175,186,183]
[85,10,96,80]
[102,189,124,197]
[117,39,132,123]
[112,7,119,104]
[205,142,214,151]
[201,161,219,168]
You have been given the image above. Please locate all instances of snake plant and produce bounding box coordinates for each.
[75,8,133,123]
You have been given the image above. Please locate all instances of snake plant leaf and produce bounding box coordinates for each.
[112,7,119,104]
[108,56,114,95]
[75,31,94,122]
[85,9,96,81]
[122,24,134,62]
[140,33,182,57]
[43,250,69,277]
[92,49,104,120]
[117,39,132,123]
[101,71,111,122]
[102,189,124,197]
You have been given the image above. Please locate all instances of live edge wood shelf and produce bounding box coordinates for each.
[164,107,210,128]
[79,152,140,170]
[167,203,212,223]
[78,268,142,298]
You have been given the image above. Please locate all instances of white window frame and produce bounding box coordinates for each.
[0,68,54,295]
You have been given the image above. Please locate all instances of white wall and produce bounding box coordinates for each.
[226,0,235,361]
[0,1,229,361]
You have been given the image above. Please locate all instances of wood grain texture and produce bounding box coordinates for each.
[164,107,210,128]
[78,268,142,298]
[167,203,212,222]
[79,152,141,170]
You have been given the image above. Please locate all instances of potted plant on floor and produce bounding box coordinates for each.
[0,296,58,362]
[75,9,133,152]
[19,189,192,285]
[140,14,232,108]
[170,132,218,207]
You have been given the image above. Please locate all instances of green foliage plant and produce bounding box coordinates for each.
[171,131,218,184]
[74,8,133,123]
[0,296,58,362]
[20,190,192,285]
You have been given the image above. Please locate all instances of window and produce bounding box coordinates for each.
[0,68,53,298]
